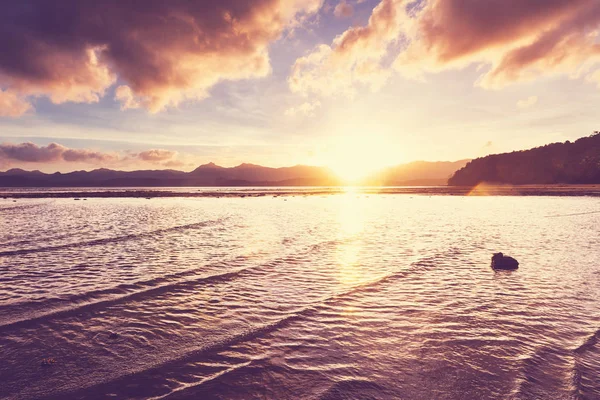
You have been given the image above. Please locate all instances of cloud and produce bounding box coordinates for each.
[290,0,600,99]
[114,86,141,111]
[137,149,178,162]
[334,1,354,18]
[0,143,119,164]
[517,96,539,109]
[285,100,322,117]
[289,0,401,98]
[587,69,600,87]
[0,1,323,114]
[0,90,33,117]
[0,142,184,169]
[394,0,600,88]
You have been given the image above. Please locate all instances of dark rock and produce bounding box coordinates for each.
[491,253,519,271]
[40,358,56,367]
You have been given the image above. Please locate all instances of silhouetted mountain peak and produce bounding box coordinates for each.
[192,162,223,173]
[235,163,261,169]
[1,168,46,176]
[201,162,221,168]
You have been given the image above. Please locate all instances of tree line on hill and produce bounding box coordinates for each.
[448,132,600,186]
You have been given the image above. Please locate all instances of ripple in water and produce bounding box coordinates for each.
[0,194,599,399]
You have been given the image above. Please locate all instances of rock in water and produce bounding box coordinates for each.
[491,253,519,270]
[40,358,56,367]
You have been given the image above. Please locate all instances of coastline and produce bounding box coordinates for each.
[2,185,600,198]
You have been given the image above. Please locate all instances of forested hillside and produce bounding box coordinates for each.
[448,132,600,185]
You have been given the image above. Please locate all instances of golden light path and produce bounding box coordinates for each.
[335,189,368,287]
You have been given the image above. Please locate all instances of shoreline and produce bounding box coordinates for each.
[2,185,600,198]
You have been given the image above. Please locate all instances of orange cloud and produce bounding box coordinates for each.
[114,86,140,111]
[0,1,323,114]
[334,1,354,18]
[137,149,178,162]
[0,90,33,118]
[289,0,401,98]
[290,0,600,99]
[394,0,600,87]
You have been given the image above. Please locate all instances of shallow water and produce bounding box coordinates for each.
[1,193,599,399]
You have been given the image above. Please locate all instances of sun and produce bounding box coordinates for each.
[324,134,399,183]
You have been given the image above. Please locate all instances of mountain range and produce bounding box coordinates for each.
[0,160,469,187]
[4,131,598,188]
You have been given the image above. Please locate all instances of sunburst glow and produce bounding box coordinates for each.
[320,135,400,183]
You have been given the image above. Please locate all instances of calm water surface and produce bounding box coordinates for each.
[1,193,599,399]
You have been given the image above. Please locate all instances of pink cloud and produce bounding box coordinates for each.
[0,90,33,118]
[334,1,354,18]
[0,143,184,169]
[289,0,401,98]
[137,149,178,162]
[0,1,323,114]
[0,143,119,163]
[290,0,600,98]
[114,86,140,111]
[395,0,600,87]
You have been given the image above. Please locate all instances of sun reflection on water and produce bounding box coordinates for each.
[335,191,367,286]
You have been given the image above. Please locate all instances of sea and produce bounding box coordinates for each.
[1,187,599,399]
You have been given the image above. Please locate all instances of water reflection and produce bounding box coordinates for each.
[335,192,366,286]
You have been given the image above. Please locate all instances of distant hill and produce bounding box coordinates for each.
[363,160,470,186]
[448,132,600,186]
[0,164,341,187]
[0,160,469,187]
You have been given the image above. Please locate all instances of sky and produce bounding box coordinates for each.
[1,0,600,175]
